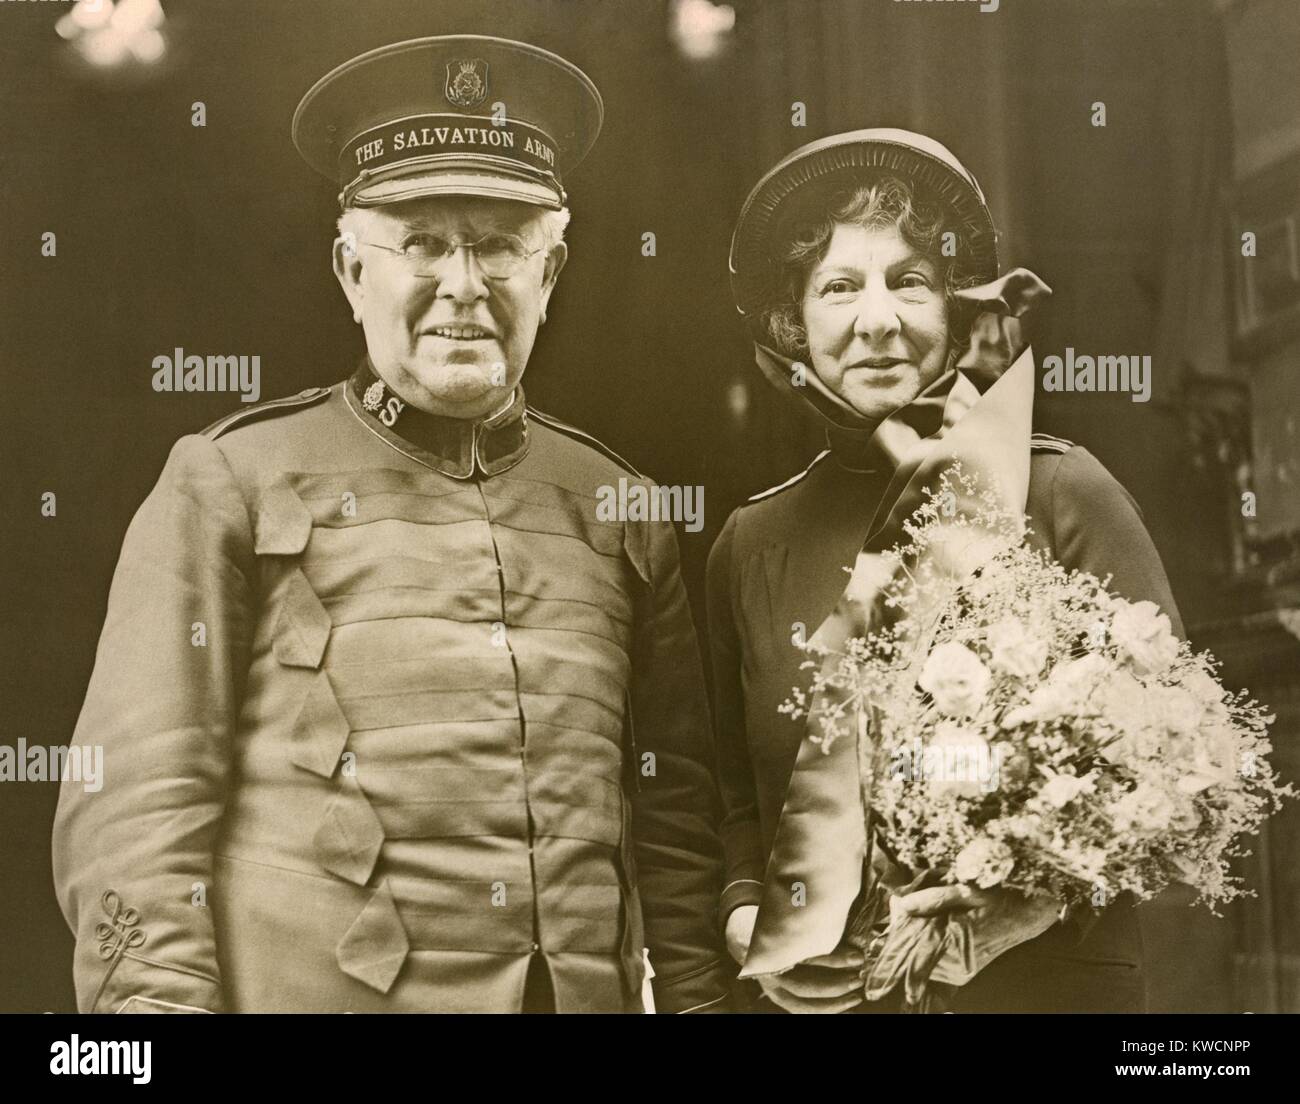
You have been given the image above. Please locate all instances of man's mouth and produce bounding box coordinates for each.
[853,357,907,370]
[425,325,494,340]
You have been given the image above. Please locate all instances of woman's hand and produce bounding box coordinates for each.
[755,942,866,1014]
[894,882,994,918]
[727,904,865,1012]
[892,882,1062,981]
[725,904,759,965]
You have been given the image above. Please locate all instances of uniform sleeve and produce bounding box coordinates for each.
[1046,446,1185,638]
[52,434,255,1013]
[628,512,733,1013]
[704,509,767,923]
[1035,445,1185,953]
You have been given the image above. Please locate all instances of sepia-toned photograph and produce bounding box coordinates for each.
[2,0,1297,1061]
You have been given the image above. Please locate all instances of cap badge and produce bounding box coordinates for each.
[445,59,489,109]
[362,380,386,413]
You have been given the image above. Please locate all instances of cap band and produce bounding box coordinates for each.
[341,113,560,201]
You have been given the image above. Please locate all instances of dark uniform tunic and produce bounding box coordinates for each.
[54,363,730,1014]
[707,427,1184,1013]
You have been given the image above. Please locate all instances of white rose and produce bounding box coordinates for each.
[986,618,1048,680]
[925,721,994,797]
[1003,686,1068,728]
[919,642,991,718]
[1051,652,1114,699]
[1182,669,1232,727]
[953,837,1016,888]
[1005,653,1113,726]
[1110,600,1179,676]
[1097,665,1159,764]
[1169,799,1202,832]
[1059,844,1108,883]
[1149,686,1204,737]
[1110,782,1177,834]
[1038,770,1095,809]
[1175,723,1240,794]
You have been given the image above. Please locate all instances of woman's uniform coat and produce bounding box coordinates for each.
[708,426,1184,1013]
[53,365,730,1014]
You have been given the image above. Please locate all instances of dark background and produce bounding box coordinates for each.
[3,0,1297,1013]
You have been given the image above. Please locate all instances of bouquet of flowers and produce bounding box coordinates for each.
[783,466,1292,1009]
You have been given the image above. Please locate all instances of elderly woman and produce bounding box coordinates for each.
[708,129,1182,1013]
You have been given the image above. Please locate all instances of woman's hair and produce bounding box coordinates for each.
[761,174,983,359]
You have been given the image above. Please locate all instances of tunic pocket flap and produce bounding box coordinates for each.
[253,476,313,556]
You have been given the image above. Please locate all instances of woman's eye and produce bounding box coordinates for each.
[897,273,932,290]
[818,279,856,296]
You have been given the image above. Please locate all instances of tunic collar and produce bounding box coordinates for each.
[344,358,529,479]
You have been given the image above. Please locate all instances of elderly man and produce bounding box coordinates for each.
[52,35,730,1014]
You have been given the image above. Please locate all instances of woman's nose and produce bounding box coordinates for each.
[852,279,901,343]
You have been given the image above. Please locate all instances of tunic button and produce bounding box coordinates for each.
[531,941,540,954]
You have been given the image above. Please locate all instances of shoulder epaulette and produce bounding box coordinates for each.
[747,449,831,503]
[1030,432,1074,454]
[526,406,646,478]
[201,387,333,440]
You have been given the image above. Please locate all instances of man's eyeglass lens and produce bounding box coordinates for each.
[370,234,539,278]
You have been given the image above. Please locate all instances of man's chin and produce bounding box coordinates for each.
[413,363,499,400]
[398,361,517,417]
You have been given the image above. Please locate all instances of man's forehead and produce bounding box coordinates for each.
[377,197,538,231]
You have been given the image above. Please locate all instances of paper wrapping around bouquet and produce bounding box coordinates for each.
[860,857,1061,999]
[739,348,1037,982]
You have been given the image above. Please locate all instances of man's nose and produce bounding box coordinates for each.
[852,277,901,343]
[435,247,490,302]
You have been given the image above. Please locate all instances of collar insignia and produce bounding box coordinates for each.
[362,380,386,413]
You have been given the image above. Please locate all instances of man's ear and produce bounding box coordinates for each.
[333,232,365,322]
[538,241,568,321]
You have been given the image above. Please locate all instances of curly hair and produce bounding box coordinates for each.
[761,175,984,360]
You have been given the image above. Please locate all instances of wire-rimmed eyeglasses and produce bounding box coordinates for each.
[352,231,545,279]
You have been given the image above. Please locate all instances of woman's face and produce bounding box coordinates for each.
[801,222,951,421]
